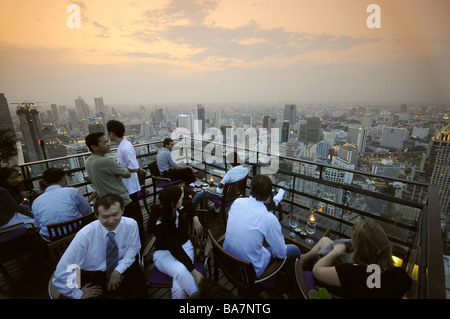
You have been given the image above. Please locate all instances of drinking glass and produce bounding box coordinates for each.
[289,213,298,238]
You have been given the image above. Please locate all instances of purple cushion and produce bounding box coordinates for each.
[147,261,205,286]
[136,189,150,199]
[0,227,28,244]
[304,271,315,292]
[156,179,183,188]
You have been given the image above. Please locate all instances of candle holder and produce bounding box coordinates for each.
[305,209,317,245]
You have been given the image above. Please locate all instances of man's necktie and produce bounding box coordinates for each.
[106,232,118,280]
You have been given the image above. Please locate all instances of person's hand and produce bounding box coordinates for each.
[192,216,203,237]
[106,270,123,292]
[190,268,203,286]
[80,283,103,299]
[331,243,347,256]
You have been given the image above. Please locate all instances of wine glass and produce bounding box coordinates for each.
[288,213,298,238]
[305,208,316,245]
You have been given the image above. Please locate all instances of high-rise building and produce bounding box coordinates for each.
[214,110,222,128]
[0,93,16,138]
[421,123,450,218]
[357,127,369,153]
[177,113,194,132]
[283,104,297,126]
[51,104,60,127]
[293,150,316,207]
[380,127,409,149]
[16,105,45,174]
[317,139,330,161]
[281,120,290,143]
[196,104,205,134]
[75,97,90,119]
[94,97,105,115]
[300,117,321,144]
[263,115,272,133]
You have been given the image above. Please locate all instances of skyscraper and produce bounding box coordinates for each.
[283,104,297,126]
[16,105,45,174]
[380,127,409,149]
[421,123,450,218]
[0,93,16,137]
[75,97,90,119]
[301,117,321,144]
[51,104,60,127]
[281,120,290,143]
[94,97,105,115]
[196,104,205,134]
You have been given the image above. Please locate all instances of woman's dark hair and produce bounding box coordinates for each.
[0,167,19,190]
[250,174,272,201]
[85,132,106,151]
[157,186,183,226]
[106,120,125,138]
[94,194,124,215]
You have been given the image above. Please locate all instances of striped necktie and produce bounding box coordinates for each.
[106,232,118,280]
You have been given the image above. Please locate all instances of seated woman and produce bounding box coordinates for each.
[0,167,35,229]
[148,186,203,299]
[301,220,411,299]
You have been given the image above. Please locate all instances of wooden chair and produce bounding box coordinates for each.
[0,222,45,289]
[148,160,184,203]
[47,233,76,299]
[204,174,248,227]
[139,208,211,294]
[294,258,316,299]
[136,168,151,216]
[208,229,286,299]
[46,212,95,242]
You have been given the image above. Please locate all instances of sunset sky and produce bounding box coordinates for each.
[1,0,449,107]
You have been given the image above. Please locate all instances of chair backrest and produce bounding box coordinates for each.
[207,229,257,296]
[148,161,161,177]
[48,233,76,266]
[46,212,95,242]
[222,174,248,203]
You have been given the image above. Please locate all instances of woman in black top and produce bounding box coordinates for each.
[0,167,35,229]
[149,186,203,299]
[309,220,411,298]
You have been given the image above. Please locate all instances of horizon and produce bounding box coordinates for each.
[1,0,450,106]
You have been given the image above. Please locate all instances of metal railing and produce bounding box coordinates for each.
[15,137,446,299]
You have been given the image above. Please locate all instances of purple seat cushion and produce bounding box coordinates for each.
[147,261,205,286]
[155,179,183,188]
[304,271,315,292]
[0,227,28,244]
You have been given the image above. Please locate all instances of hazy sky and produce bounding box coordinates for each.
[1,0,450,108]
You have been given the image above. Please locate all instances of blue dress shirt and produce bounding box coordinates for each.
[32,185,92,237]
[224,196,287,276]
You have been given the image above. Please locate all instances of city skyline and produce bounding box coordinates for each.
[1,0,450,106]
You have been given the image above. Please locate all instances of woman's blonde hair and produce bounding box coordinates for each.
[351,220,394,272]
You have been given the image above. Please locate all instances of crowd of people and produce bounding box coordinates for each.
[0,119,412,299]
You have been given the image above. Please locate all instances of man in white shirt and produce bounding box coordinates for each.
[52,194,147,299]
[224,174,301,277]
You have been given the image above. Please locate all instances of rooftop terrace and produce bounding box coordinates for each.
[1,137,447,299]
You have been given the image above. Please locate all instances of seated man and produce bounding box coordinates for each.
[156,137,196,186]
[52,194,147,299]
[32,167,92,239]
[193,151,248,209]
[223,174,301,277]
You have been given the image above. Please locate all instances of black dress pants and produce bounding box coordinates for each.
[80,261,147,299]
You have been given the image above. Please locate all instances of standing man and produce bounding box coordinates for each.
[84,132,144,245]
[106,120,145,221]
[52,194,147,299]
[32,167,92,239]
[156,137,196,186]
